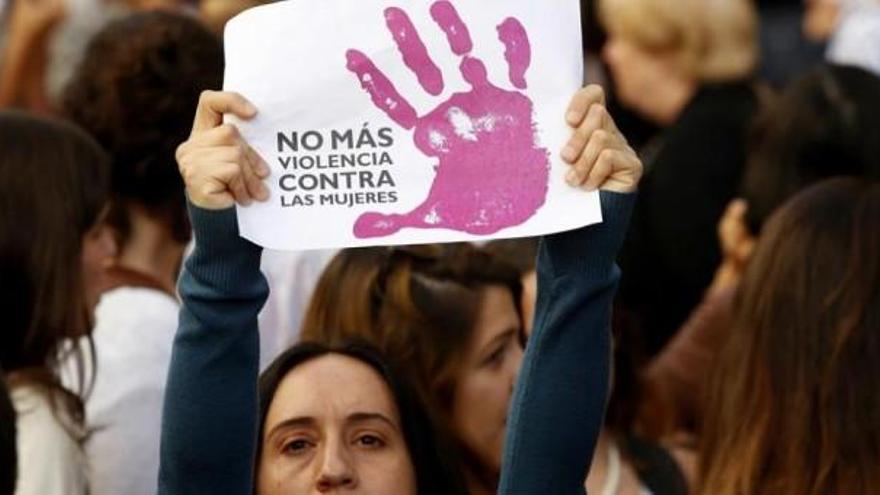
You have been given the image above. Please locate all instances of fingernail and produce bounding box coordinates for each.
[561,146,578,163]
[258,185,270,201]
[566,170,578,185]
[566,111,581,126]
[246,102,258,116]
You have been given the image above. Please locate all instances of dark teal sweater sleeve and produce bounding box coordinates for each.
[499,191,636,494]
[158,204,268,494]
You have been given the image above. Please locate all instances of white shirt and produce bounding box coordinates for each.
[828,4,880,77]
[12,385,87,495]
[81,287,178,495]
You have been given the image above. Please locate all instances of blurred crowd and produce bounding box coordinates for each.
[1,0,879,494]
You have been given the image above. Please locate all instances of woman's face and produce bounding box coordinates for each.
[452,286,524,473]
[257,354,417,494]
[602,34,681,123]
[80,221,116,312]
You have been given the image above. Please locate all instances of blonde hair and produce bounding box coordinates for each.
[599,0,758,82]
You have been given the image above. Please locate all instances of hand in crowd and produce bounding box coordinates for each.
[7,0,66,38]
[176,91,270,210]
[560,85,643,194]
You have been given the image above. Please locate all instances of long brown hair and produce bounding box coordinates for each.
[0,111,110,432]
[700,178,880,494]
[300,244,522,491]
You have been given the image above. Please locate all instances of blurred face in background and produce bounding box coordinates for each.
[803,0,842,41]
[257,354,417,494]
[452,286,524,473]
[602,34,686,123]
[80,219,116,312]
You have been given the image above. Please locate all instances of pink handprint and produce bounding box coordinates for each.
[346,0,550,238]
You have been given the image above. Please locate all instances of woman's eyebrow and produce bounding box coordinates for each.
[347,412,399,431]
[481,327,518,353]
[267,416,317,439]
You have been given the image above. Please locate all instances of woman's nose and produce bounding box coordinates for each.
[315,443,357,492]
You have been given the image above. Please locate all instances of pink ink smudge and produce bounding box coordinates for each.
[347,1,549,238]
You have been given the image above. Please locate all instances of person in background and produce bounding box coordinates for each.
[643,64,880,438]
[804,0,880,76]
[757,0,825,87]
[484,238,539,336]
[486,238,692,494]
[599,0,760,354]
[0,0,66,112]
[1,373,16,495]
[0,112,114,495]
[60,11,222,495]
[700,178,880,494]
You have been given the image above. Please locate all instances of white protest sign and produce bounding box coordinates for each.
[224,0,601,250]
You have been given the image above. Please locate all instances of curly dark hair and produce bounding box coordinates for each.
[62,11,224,244]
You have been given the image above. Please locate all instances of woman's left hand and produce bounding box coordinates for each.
[560,85,643,193]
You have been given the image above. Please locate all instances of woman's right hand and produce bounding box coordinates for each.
[176,91,270,210]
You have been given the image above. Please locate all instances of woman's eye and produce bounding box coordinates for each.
[484,343,508,368]
[355,434,386,449]
[282,439,313,455]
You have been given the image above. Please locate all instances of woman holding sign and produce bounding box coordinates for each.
[159,83,642,494]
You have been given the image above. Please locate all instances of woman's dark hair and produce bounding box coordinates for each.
[742,64,880,234]
[0,372,16,495]
[62,10,224,246]
[701,178,880,494]
[0,111,110,434]
[299,244,522,491]
[257,341,467,495]
[484,237,539,275]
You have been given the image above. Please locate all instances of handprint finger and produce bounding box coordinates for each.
[497,18,531,90]
[346,50,419,129]
[431,1,473,55]
[460,56,490,88]
[385,7,444,96]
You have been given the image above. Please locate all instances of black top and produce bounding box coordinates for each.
[625,435,689,495]
[619,81,758,355]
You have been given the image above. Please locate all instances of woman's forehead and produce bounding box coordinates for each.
[266,355,401,428]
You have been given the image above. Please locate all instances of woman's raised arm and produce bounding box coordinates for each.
[158,91,272,494]
[500,85,643,494]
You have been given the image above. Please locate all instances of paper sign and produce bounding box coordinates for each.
[224,0,601,250]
